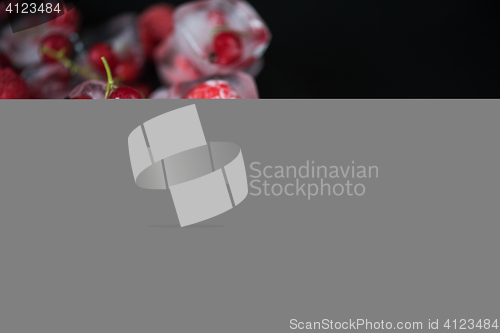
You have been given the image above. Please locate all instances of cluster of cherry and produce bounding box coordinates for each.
[0,0,270,99]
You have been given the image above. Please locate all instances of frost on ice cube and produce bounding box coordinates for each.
[155,0,271,84]
[67,80,108,99]
[166,71,258,99]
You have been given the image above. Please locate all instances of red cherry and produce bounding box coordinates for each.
[115,59,140,83]
[138,4,174,60]
[88,43,118,74]
[40,34,73,63]
[183,80,241,99]
[109,86,142,99]
[0,68,30,99]
[71,96,92,99]
[211,31,243,66]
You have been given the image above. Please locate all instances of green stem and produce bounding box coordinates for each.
[101,57,115,99]
[40,46,101,81]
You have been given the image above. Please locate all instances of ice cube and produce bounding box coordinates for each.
[155,0,270,84]
[0,7,79,68]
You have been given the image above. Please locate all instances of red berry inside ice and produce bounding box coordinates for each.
[183,80,241,99]
[88,43,119,74]
[115,59,140,83]
[0,68,30,99]
[109,86,142,99]
[40,34,73,63]
[211,31,243,66]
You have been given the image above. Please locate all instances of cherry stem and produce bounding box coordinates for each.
[101,57,115,99]
[40,45,101,81]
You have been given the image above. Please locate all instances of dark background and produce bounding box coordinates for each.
[79,0,500,98]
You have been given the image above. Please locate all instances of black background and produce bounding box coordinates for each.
[78,0,500,98]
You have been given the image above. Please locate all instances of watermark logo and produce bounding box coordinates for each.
[249,160,379,199]
[3,1,79,32]
[128,104,248,227]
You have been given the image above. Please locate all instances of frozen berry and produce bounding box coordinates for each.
[183,80,241,99]
[40,34,73,63]
[115,59,140,83]
[88,43,118,74]
[0,52,12,68]
[0,68,30,99]
[109,86,142,99]
[71,95,92,99]
[138,4,174,60]
[211,31,243,66]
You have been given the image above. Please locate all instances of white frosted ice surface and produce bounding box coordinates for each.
[67,80,108,99]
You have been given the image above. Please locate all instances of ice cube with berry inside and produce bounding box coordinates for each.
[0,6,81,68]
[80,13,144,83]
[155,0,270,84]
[165,71,258,99]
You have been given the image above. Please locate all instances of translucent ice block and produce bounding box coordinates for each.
[155,0,270,84]
[67,80,107,99]
[0,14,75,68]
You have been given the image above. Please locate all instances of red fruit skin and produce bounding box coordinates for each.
[71,96,92,99]
[0,52,13,69]
[138,4,174,60]
[40,34,73,63]
[109,86,142,99]
[0,68,30,99]
[183,80,241,99]
[88,43,119,73]
[115,59,140,84]
[212,31,243,66]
